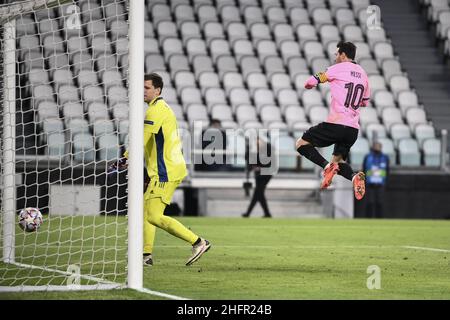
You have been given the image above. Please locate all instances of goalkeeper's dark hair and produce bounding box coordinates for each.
[144,73,164,92]
[337,41,356,60]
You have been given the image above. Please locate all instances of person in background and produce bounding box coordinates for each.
[362,141,389,218]
[242,136,273,218]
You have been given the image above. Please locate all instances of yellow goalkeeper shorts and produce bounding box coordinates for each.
[144,179,181,205]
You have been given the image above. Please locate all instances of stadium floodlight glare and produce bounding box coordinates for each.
[0,0,144,292]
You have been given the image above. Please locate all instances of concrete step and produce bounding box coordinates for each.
[206,199,326,218]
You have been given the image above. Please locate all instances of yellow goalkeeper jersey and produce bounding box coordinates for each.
[125,96,187,182]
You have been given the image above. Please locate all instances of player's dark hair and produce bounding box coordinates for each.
[337,41,356,60]
[144,73,164,92]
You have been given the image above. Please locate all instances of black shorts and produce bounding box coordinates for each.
[301,122,358,161]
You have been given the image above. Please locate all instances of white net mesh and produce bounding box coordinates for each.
[1,0,130,290]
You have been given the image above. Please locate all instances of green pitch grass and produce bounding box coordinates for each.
[1,217,450,299]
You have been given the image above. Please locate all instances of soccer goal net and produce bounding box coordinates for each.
[0,0,144,292]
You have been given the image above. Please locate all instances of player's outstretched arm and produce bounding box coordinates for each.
[304,72,328,89]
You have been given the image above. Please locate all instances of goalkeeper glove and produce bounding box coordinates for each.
[107,157,128,175]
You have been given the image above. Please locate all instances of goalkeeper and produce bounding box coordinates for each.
[109,73,211,266]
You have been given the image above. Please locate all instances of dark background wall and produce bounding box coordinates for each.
[354,173,450,219]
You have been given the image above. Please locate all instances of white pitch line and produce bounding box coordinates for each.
[2,261,190,300]
[136,287,190,300]
[11,261,119,285]
[402,246,450,253]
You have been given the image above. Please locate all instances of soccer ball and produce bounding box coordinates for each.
[18,207,43,232]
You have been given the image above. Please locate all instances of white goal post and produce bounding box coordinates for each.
[0,0,143,292]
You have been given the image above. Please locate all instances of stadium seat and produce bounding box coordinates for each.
[220,6,242,27]
[277,89,300,109]
[270,73,292,95]
[398,138,421,166]
[204,22,226,45]
[335,8,356,31]
[343,25,364,42]
[278,135,297,170]
[287,57,309,81]
[273,24,295,47]
[290,8,310,28]
[236,105,258,125]
[47,132,66,156]
[93,120,115,137]
[374,91,396,115]
[284,105,307,127]
[389,76,411,98]
[301,90,323,113]
[198,5,219,28]
[350,137,370,167]
[180,87,203,106]
[253,89,276,112]
[319,25,340,47]
[180,21,202,45]
[398,91,420,115]
[406,108,427,129]
[374,41,394,65]
[217,55,239,80]
[107,86,128,107]
[246,72,269,95]
[382,107,403,130]
[82,86,104,104]
[211,104,233,121]
[390,123,412,147]
[192,55,215,79]
[423,138,441,167]
[256,40,278,62]
[359,107,380,130]
[309,106,328,125]
[210,39,232,63]
[381,59,403,82]
[234,41,257,65]
[264,56,286,78]
[98,134,121,161]
[187,104,209,125]
[266,7,288,28]
[415,123,436,147]
[243,6,265,27]
[303,40,326,64]
[223,72,245,95]
[359,58,380,75]
[66,118,90,136]
[227,22,249,43]
[365,123,387,142]
[376,137,396,164]
[77,70,98,88]
[229,88,252,110]
[73,133,95,163]
[88,102,110,121]
[204,88,227,110]
[260,105,282,125]
[174,4,196,28]
[57,85,79,105]
[312,8,333,28]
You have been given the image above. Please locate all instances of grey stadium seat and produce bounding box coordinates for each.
[88,102,110,121]
[423,138,441,167]
[58,85,79,105]
[73,133,95,163]
[350,137,370,167]
[415,123,436,147]
[47,133,66,156]
[62,102,84,120]
[97,133,121,161]
[398,138,421,166]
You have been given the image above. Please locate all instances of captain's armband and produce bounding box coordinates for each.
[313,72,328,84]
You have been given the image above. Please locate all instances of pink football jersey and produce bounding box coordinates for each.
[315,62,370,129]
